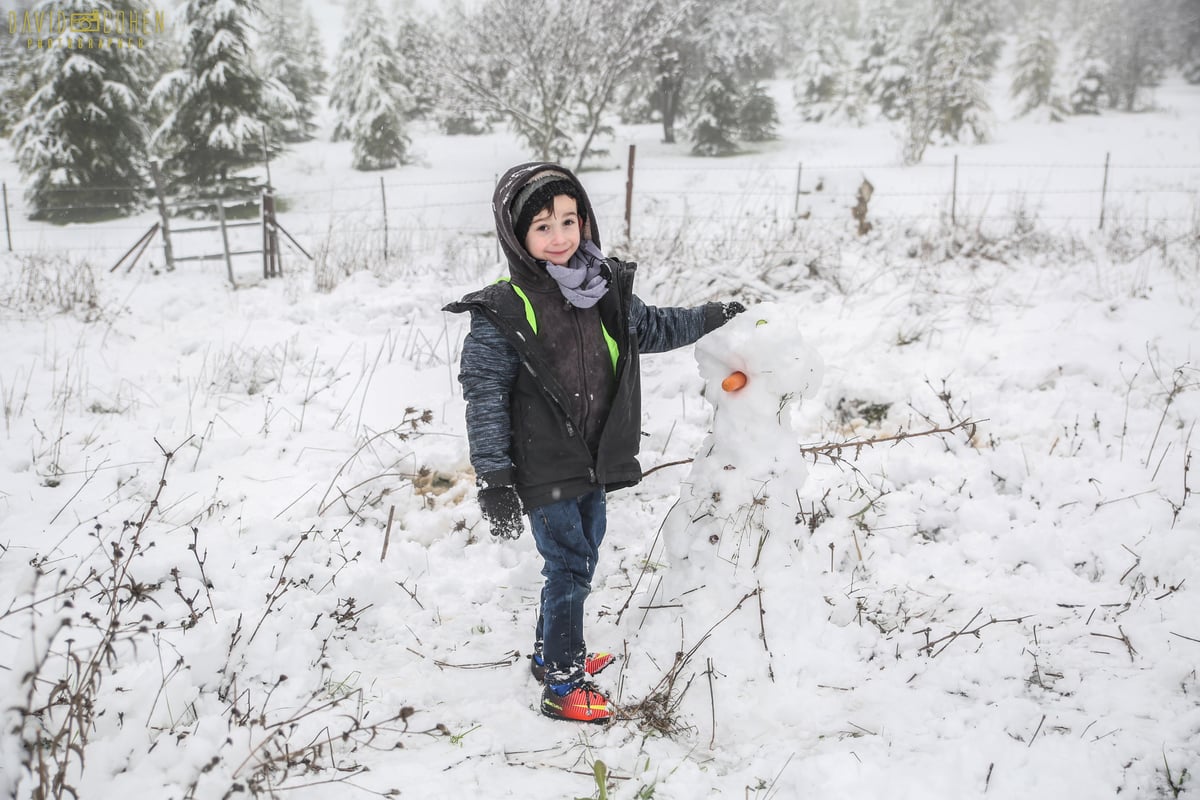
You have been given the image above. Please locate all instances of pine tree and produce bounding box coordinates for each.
[687,0,779,151]
[0,34,35,137]
[858,12,910,120]
[13,0,153,221]
[1068,58,1107,114]
[1011,18,1064,119]
[900,0,994,163]
[631,0,778,147]
[1183,0,1200,83]
[393,12,436,121]
[1106,0,1169,110]
[738,82,779,141]
[151,0,285,201]
[691,72,740,156]
[793,8,849,122]
[1075,0,1170,111]
[258,0,325,143]
[330,0,411,170]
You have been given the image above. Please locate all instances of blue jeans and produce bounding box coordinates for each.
[529,488,606,685]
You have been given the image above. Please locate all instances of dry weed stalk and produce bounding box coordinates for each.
[12,437,186,800]
[5,437,443,799]
[316,407,434,516]
[621,590,758,736]
[915,608,1027,658]
[643,418,981,478]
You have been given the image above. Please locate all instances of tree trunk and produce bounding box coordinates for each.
[659,77,681,144]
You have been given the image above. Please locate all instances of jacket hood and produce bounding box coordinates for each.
[493,161,601,290]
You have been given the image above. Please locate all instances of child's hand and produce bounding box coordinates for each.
[720,301,746,322]
[479,486,524,540]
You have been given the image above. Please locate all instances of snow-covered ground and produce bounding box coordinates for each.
[0,66,1198,800]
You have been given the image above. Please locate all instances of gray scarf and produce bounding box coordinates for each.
[544,240,610,308]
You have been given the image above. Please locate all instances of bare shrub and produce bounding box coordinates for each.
[311,226,387,293]
[3,440,444,798]
[0,253,101,319]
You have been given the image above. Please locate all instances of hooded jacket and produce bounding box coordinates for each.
[444,162,724,510]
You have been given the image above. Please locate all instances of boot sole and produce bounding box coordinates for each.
[539,706,614,724]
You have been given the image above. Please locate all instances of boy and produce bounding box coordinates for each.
[444,162,743,723]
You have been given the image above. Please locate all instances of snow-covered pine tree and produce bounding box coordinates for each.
[857,10,910,120]
[688,0,779,150]
[966,0,1005,74]
[151,0,286,201]
[421,10,494,135]
[626,0,777,149]
[1074,0,1169,111]
[393,12,437,121]
[258,0,325,143]
[900,0,994,163]
[1106,0,1169,110]
[330,0,411,170]
[691,71,740,156]
[13,0,154,221]
[1066,6,1111,114]
[1185,0,1200,84]
[1068,59,1108,114]
[330,1,370,141]
[738,81,779,141]
[792,3,849,122]
[1011,16,1065,119]
[0,29,34,137]
[1186,43,1200,84]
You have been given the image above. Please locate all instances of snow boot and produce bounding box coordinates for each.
[540,679,613,723]
[530,650,615,683]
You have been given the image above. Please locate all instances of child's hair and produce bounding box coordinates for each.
[511,172,587,243]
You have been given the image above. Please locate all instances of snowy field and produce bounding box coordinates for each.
[0,68,1198,800]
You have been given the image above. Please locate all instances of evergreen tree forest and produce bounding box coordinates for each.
[13,0,155,220]
[2,0,1198,220]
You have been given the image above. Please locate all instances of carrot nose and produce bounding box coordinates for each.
[721,371,748,392]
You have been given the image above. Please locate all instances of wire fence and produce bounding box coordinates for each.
[1,150,1197,275]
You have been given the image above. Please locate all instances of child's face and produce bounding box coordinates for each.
[523,194,581,265]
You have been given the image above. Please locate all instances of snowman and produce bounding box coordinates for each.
[662,300,824,581]
[626,302,824,735]
[625,303,823,735]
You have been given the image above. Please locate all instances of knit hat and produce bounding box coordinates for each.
[511,169,584,243]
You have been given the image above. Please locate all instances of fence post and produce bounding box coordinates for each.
[794,162,803,215]
[261,127,273,191]
[217,199,236,288]
[951,154,958,225]
[2,183,11,251]
[262,191,269,278]
[262,190,282,278]
[1099,152,1110,230]
[379,176,389,261]
[150,161,175,272]
[625,144,636,241]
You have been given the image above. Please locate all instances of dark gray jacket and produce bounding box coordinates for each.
[444,162,723,509]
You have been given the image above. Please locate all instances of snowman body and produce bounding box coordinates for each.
[663,302,824,587]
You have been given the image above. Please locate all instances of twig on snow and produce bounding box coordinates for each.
[1028,714,1046,747]
[917,608,1027,658]
[1090,626,1137,662]
[433,650,521,670]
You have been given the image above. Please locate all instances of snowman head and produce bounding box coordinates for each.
[695,301,823,428]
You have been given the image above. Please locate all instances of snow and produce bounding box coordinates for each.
[0,33,1198,800]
